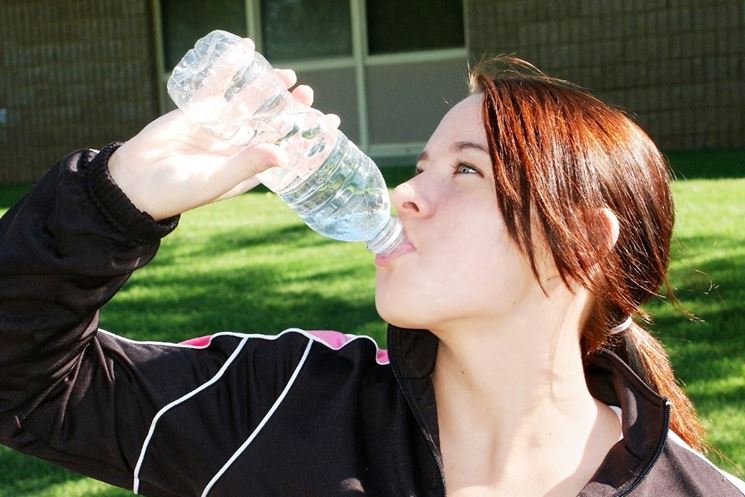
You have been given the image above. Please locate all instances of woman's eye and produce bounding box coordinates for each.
[453,163,480,175]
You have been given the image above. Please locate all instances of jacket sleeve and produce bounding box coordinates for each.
[0,146,313,496]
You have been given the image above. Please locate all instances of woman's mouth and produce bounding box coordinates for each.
[374,238,415,267]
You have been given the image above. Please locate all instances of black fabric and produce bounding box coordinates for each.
[0,148,742,497]
[85,142,180,245]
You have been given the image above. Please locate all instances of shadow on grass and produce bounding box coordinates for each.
[0,183,32,211]
[667,235,745,304]
[648,335,744,473]
[101,263,383,342]
[0,447,133,497]
[180,223,333,258]
[101,225,384,344]
[644,231,745,476]
[651,303,745,477]
[665,149,745,180]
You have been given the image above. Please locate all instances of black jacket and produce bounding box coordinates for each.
[1,146,743,497]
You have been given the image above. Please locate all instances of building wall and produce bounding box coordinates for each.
[2,1,742,185]
[0,0,159,184]
[467,0,745,149]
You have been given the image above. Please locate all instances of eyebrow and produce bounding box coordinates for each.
[416,141,490,163]
[453,141,490,155]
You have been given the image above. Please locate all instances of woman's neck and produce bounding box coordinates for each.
[433,315,597,451]
[431,293,621,495]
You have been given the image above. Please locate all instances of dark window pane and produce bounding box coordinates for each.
[366,0,464,55]
[261,0,352,61]
[162,0,247,70]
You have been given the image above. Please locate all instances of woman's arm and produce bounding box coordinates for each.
[0,145,172,417]
[0,72,328,496]
[0,146,179,491]
[0,144,318,497]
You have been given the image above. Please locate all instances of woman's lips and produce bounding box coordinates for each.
[374,239,415,267]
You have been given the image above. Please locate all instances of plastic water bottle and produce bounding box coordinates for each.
[167,30,403,255]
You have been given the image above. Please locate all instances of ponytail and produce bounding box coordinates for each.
[620,322,706,451]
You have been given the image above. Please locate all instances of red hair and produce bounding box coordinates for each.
[469,57,704,450]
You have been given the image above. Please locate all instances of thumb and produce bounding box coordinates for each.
[227,142,289,179]
[209,143,289,201]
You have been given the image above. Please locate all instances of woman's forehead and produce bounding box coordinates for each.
[448,93,483,119]
[430,94,487,145]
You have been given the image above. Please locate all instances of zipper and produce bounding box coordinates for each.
[390,361,448,497]
[617,400,671,497]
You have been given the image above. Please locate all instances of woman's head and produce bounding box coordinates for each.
[377,57,675,350]
[468,57,675,355]
[376,56,703,450]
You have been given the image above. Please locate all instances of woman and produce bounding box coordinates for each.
[0,58,743,497]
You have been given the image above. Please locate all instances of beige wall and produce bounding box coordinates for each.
[466,0,745,149]
[296,67,360,144]
[366,58,469,145]
[0,0,159,184]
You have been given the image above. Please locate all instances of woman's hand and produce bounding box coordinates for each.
[108,69,337,221]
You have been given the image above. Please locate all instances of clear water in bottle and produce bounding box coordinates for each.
[278,133,392,242]
[167,30,403,255]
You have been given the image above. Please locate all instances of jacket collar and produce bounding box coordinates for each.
[387,324,671,496]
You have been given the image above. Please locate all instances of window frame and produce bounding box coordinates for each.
[152,0,468,154]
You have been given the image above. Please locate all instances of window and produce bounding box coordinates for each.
[157,0,467,155]
[260,0,353,62]
[366,0,465,55]
[160,1,465,68]
[161,0,247,70]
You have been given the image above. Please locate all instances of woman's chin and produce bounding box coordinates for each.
[375,299,427,330]
[375,298,405,327]
[375,280,438,329]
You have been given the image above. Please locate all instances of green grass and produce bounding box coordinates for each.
[0,151,743,496]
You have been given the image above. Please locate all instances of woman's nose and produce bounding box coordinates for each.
[391,180,433,218]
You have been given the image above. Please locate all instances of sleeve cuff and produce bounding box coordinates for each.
[84,143,180,244]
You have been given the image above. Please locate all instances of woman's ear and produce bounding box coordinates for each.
[598,207,620,251]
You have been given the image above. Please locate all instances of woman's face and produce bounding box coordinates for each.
[375,94,542,331]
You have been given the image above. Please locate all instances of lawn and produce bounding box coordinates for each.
[0,150,743,496]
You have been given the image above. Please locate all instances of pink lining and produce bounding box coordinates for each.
[179,330,390,365]
[180,335,212,347]
[307,330,390,365]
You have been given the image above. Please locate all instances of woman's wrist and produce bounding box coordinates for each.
[86,143,179,244]
[107,142,157,219]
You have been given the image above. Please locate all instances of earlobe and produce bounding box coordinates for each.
[599,207,620,251]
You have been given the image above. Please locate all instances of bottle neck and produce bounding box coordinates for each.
[367,216,404,255]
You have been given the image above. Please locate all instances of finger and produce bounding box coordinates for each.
[202,143,288,202]
[213,176,262,201]
[240,37,256,52]
[290,84,314,107]
[226,142,289,180]
[325,113,341,130]
[274,68,297,89]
